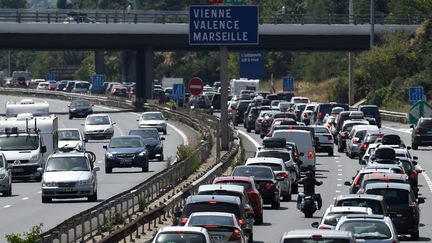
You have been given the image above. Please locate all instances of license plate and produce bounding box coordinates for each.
[212,235,224,241]
[63,188,75,191]
[120,159,132,164]
[12,168,24,173]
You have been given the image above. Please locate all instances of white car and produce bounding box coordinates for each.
[39,152,99,203]
[0,153,12,196]
[58,128,86,151]
[152,226,214,243]
[36,82,49,90]
[312,206,373,230]
[82,114,115,140]
[137,111,167,135]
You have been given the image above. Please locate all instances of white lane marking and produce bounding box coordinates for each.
[337,165,342,167]
[338,169,342,172]
[97,160,102,164]
[338,174,342,176]
[337,184,342,187]
[237,130,260,148]
[335,161,340,163]
[337,178,342,181]
[417,165,432,193]
[335,190,341,193]
[3,205,11,208]
[21,197,29,201]
[38,191,41,194]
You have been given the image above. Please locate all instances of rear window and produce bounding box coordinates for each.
[237,101,252,110]
[248,163,282,171]
[354,130,367,139]
[232,166,274,179]
[214,181,252,190]
[188,215,234,226]
[336,199,383,215]
[338,221,391,240]
[256,151,291,162]
[419,119,432,127]
[283,238,351,243]
[155,232,206,243]
[198,191,242,202]
[183,202,241,218]
[324,212,366,226]
[360,106,379,116]
[314,127,330,134]
[366,188,409,206]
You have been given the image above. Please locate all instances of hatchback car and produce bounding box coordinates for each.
[103,135,149,173]
[39,152,100,203]
[312,206,373,230]
[411,117,432,150]
[152,226,213,243]
[280,229,355,243]
[68,99,93,119]
[337,120,370,153]
[129,128,164,161]
[71,81,90,93]
[313,126,334,156]
[138,111,168,135]
[185,212,246,243]
[333,194,389,216]
[0,153,12,196]
[335,214,398,243]
[58,128,86,151]
[345,125,380,159]
[83,114,115,140]
[358,105,382,128]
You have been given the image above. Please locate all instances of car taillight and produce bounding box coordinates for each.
[409,203,417,213]
[416,128,422,133]
[293,151,299,158]
[267,131,272,137]
[265,182,276,190]
[307,151,314,159]
[303,113,307,118]
[249,192,259,201]
[341,132,348,139]
[325,135,333,140]
[409,171,417,180]
[361,143,368,150]
[352,138,359,143]
[236,110,240,116]
[229,229,242,241]
[319,112,322,118]
[238,218,245,226]
[179,217,188,225]
[277,172,288,178]
[319,226,331,230]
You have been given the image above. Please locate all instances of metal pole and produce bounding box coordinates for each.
[370,0,375,47]
[220,46,229,150]
[349,0,354,105]
[7,50,11,77]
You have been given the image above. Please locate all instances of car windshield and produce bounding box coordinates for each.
[155,232,206,243]
[256,151,291,162]
[109,137,142,148]
[283,238,351,243]
[58,130,80,141]
[188,215,234,226]
[360,107,379,116]
[324,212,366,226]
[366,188,409,206]
[46,157,89,172]
[71,100,90,107]
[129,129,159,139]
[400,160,413,171]
[233,166,274,179]
[184,202,240,218]
[314,127,330,133]
[338,221,391,239]
[0,135,39,150]
[337,199,383,215]
[215,181,252,190]
[355,130,367,139]
[86,116,110,125]
[75,83,89,89]
[142,113,163,120]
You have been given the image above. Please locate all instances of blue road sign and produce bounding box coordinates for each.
[283,76,295,92]
[46,72,55,81]
[189,5,259,45]
[91,74,104,93]
[172,83,185,101]
[409,86,424,105]
[239,51,264,80]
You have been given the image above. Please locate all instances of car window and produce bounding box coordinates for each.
[324,212,366,226]
[109,137,142,148]
[282,238,351,243]
[86,116,110,125]
[355,130,367,139]
[366,188,409,206]
[58,130,80,141]
[188,215,234,226]
[215,181,252,190]
[232,167,274,179]
[142,113,164,120]
[46,157,89,172]
[71,100,90,107]
[0,156,4,167]
[314,127,330,133]
[129,129,159,139]
[419,119,432,127]
[360,106,379,116]
[248,163,282,171]
[155,232,206,243]
[184,202,240,218]
[256,151,291,162]
[0,135,39,150]
[338,221,391,239]
[75,82,89,89]
[337,199,383,215]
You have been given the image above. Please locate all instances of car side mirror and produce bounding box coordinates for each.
[37,167,43,173]
[359,159,366,165]
[412,161,418,165]
[311,222,319,228]
[41,146,47,153]
[344,181,351,186]
[416,169,423,174]
[418,197,425,204]
[161,137,165,141]
[410,124,414,128]
[112,122,116,125]
[413,156,418,160]
[103,145,107,149]
[406,146,412,150]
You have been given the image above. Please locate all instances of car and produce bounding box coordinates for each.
[243,106,271,132]
[231,100,253,126]
[232,165,281,209]
[245,157,292,201]
[110,84,129,97]
[63,80,75,92]
[254,110,278,135]
[300,110,314,125]
[357,132,385,163]
[103,135,149,173]
[290,96,310,104]
[0,153,12,196]
[56,80,68,91]
[152,226,214,243]
[277,101,292,112]
[364,182,425,239]
[333,194,389,216]
[36,81,49,90]
[410,117,432,150]
[128,128,164,161]
[312,206,373,230]
[356,173,408,194]
[337,120,370,153]
[189,94,214,114]
[279,229,355,243]
[293,103,307,120]
[83,114,115,140]
[313,126,334,156]
[179,195,253,243]
[344,166,405,194]
[211,93,221,110]
[58,128,86,151]
[68,99,93,119]
[358,105,382,127]
[39,151,99,203]
[137,111,168,135]
[270,100,281,110]
[345,125,380,159]
[213,176,264,225]
[184,212,246,243]
[71,81,90,93]
[47,80,57,91]
[313,103,349,125]
[335,214,399,243]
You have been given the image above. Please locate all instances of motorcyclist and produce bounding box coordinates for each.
[297,171,323,210]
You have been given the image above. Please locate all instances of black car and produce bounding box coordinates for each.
[68,99,93,119]
[56,80,68,91]
[358,105,382,128]
[231,100,253,126]
[314,103,349,125]
[232,165,281,209]
[411,117,432,150]
[128,128,164,161]
[211,93,221,110]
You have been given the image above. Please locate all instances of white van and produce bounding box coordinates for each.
[272,130,316,172]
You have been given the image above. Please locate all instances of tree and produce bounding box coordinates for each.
[0,0,26,8]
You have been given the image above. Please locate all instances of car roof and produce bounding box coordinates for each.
[351,125,379,131]
[363,173,407,181]
[365,182,411,191]
[186,195,241,205]
[141,111,163,115]
[327,206,372,214]
[281,229,353,238]
[158,226,208,233]
[198,184,245,194]
[273,129,310,134]
[189,212,236,218]
[246,157,284,164]
[214,176,254,183]
[50,151,87,158]
[129,127,158,131]
[335,194,384,201]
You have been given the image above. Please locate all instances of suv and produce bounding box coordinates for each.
[365,182,425,239]
[39,151,100,203]
[358,105,381,127]
[0,153,12,196]
[333,194,389,216]
[312,206,373,230]
[83,114,115,140]
[411,117,432,150]
[231,100,253,126]
[243,105,270,132]
[314,103,349,125]
[337,120,369,153]
[180,195,253,243]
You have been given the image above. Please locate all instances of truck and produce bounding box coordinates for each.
[11,71,32,88]
[0,114,58,181]
[5,99,50,117]
[161,77,184,90]
[230,78,260,96]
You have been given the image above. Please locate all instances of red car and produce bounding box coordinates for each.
[213,176,264,225]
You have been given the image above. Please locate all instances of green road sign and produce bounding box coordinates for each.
[408,100,432,124]
[224,0,245,4]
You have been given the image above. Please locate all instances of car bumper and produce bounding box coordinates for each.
[258,190,279,204]
[106,156,147,168]
[85,131,113,139]
[10,164,41,179]
[139,124,166,132]
[70,110,92,117]
[348,144,360,154]
[316,143,334,152]
[415,134,432,145]
[41,184,95,198]
[391,216,418,234]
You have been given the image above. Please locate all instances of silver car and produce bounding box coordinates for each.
[313,126,334,156]
[280,229,355,243]
[0,153,12,196]
[39,152,99,203]
[83,114,115,140]
[58,128,86,151]
[138,111,167,135]
[335,214,399,243]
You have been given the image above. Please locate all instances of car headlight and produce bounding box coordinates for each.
[42,181,58,187]
[77,178,93,185]
[30,154,39,162]
[0,173,5,180]
[139,151,146,156]
[104,127,113,133]
[106,152,114,158]
[70,108,76,111]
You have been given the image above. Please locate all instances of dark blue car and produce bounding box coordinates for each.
[128,128,164,161]
[103,135,149,173]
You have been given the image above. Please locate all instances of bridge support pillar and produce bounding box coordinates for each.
[134,48,154,109]
[122,50,136,83]
[95,50,104,75]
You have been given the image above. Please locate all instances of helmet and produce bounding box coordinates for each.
[254,95,263,105]
[306,171,314,177]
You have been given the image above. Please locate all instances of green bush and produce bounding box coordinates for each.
[5,224,43,243]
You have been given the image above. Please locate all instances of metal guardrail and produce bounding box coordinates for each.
[0,9,428,25]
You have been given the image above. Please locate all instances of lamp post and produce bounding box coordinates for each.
[370,0,375,47]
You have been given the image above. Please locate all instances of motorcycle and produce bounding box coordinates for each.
[298,193,318,218]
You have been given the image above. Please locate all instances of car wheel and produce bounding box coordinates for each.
[254,129,259,134]
[246,127,251,133]
[42,196,52,203]
[260,134,264,139]
[337,145,343,153]
[105,167,112,173]
[328,150,334,156]
[163,130,167,135]
[248,232,253,243]
[5,184,12,196]
[255,214,263,225]
[271,200,280,209]
[88,190,97,202]
[282,192,291,201]
[69,114,73,120]
[412,141,418,150]
[158,154,164,161]
[142,163,149,172]
[35,175,42,182]
[411,230,419,240]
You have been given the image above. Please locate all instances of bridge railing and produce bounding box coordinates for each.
[0,9,428,25]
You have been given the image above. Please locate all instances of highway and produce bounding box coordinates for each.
[0,95,193,239]
[235,120,432,243]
